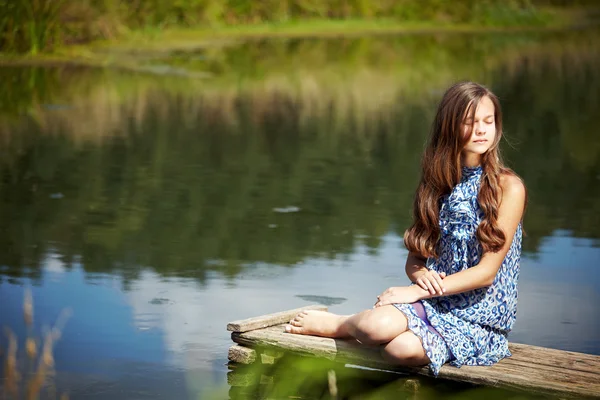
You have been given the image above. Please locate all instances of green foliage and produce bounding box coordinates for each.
[226,351,556,400]
[0,0,569,54]
[472,0,548,26]
[227,353,437,399]
[0,0,66,53]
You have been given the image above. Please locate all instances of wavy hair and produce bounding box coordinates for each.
[404,81,520,258]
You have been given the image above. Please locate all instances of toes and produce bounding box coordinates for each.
[291,313,306,324]
[285,324,303,334]
[291,319,302,327]
[293,311,308,320]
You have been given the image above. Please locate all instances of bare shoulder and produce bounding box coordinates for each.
[408,251,427,261]
[499,172,526,208]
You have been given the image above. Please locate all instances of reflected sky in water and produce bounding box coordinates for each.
[1,29,600,399]
[1,230,598,398]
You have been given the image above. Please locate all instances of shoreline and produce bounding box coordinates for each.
[0,12,590,71]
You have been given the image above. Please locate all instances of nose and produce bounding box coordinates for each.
[475,121,486,135]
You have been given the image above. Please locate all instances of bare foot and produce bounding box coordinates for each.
[285,310,349,338]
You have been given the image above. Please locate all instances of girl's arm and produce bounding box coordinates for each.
[405,252,428,282]
[376,174,526,306]
[406,252,447,296]
[418,174,526,298]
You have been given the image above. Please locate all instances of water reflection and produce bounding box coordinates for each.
[2,233,597,398]
[0,29,599,399]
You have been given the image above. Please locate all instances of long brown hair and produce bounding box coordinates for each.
[404,81,518,258]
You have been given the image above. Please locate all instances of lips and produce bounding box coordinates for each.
[473,140,487,143]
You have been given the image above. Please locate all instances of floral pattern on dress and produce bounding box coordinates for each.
[395,165,522,376]
[394,303,452,370]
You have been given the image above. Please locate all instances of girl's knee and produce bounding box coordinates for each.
[381,335,428,365]
[354,312,403,345]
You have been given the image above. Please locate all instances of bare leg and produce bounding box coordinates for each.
[285,305,409,345]
[381,331,429,367]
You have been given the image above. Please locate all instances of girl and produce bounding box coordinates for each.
[285,81,526,375]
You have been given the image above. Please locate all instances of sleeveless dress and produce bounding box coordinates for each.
[394,165,522,376]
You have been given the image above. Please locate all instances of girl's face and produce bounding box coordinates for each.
[461,95,496,164]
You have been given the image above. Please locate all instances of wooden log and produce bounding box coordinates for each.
[228,344,257,364]
[232,324,600,399]
[227,304,328,333]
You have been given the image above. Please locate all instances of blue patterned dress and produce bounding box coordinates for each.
[394,165,522,375]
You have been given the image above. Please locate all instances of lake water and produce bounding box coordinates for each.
[0,28,599,399]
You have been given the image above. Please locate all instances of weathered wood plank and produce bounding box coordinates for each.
[497,358,599,385]
[227,305,328,333]
[228,344,257,364]
[470,362,597,395]
[231,324,600,399]
[508,342,600,372]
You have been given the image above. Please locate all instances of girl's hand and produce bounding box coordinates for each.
[374,286,425,307]
[415,270,446,296]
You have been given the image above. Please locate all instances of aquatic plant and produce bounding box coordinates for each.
[1,289,70,400]
[226,350,428,400]
[225,349,555,400]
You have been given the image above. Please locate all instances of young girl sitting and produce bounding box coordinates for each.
[285,81,527,375]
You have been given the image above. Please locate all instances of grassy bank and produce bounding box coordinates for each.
[0,15,581,72]
[0,0,583,58]
[90,16,562,53]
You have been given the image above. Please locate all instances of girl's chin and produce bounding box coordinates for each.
[465,147,490,155]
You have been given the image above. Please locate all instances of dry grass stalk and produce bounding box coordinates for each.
[327,369,338,399]
[3,328,20,398]
[2,289,71,400]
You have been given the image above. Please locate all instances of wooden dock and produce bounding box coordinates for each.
[227,305,600,399]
